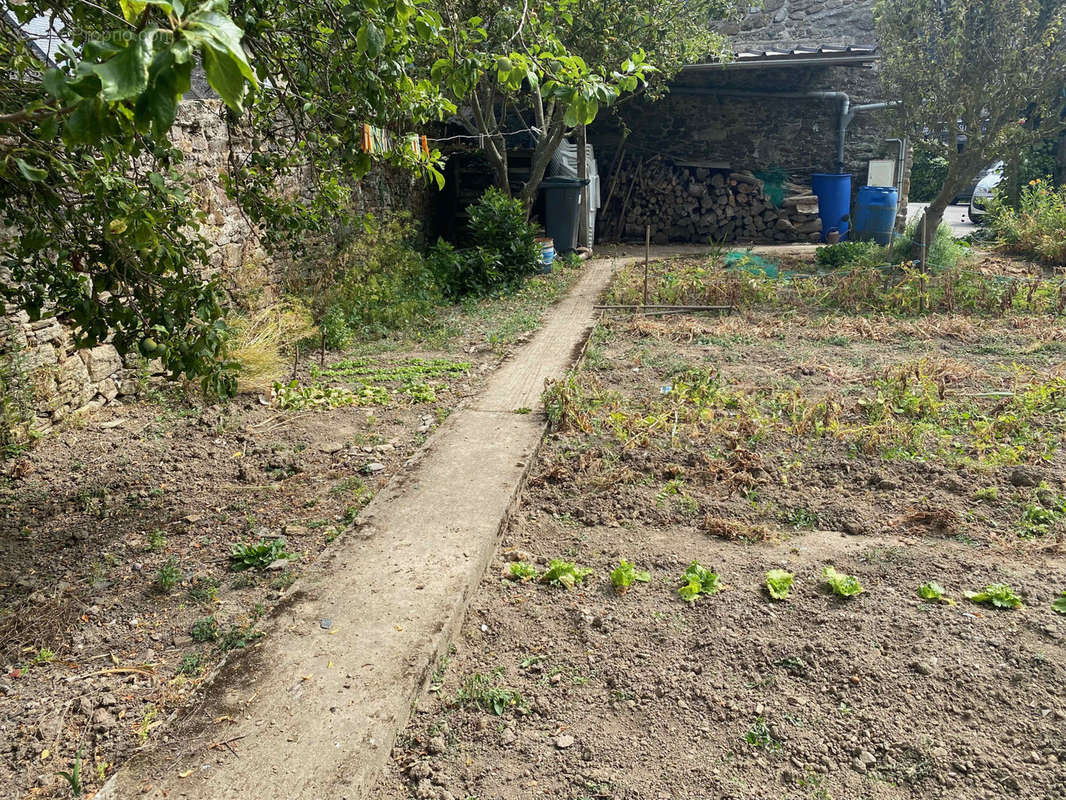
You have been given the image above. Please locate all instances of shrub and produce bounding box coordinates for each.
[815,240,884,270]
[430,189,541,299]
[426,239,504,300]
[987,179,1066,266]
[468,188,541,283]
[305,214,442,345]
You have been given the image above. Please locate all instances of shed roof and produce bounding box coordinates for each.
[684,45,879,71]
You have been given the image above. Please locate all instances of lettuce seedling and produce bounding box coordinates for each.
[678,561,720,604]
[822,566,863,597]
[506,562,539,582]
[540,559,593,589]
[765,569,794,600]
[917,581,953,603]
[610,560,650,595]
[1052,593,1066,615]
[965,583,1023,609]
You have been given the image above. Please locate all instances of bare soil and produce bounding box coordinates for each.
[374,254,1066,800]
[0,263,587,799]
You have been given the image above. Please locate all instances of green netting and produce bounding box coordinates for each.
[754,167,788,207]
[725,250,780,278]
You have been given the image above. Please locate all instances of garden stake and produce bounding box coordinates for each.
[643,225,651,312]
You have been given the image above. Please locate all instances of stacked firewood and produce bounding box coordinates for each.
[603,158,823,244]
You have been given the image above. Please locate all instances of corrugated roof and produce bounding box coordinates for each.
[684,45,879,70]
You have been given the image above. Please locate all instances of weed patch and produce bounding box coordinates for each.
[452,669,528,716]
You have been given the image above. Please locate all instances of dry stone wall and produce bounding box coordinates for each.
[1,100,428,439]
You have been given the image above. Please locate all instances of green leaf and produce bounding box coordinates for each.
[917,581,948,602]
[965,583,1023,609]
[63,98,107,146]
[202,47,247,112]
[14,157,47,182]
[823,566,863,598]
[766,569,793,600]
[1052,593,1066,615]
[357,22,385,58]
[120,0,147,21]
[563,103,578,128]
[678,561,720,603]
[609,559,650,594]
[42,68,67,99]
[540,559,593,589]
[184,6,258,110]
[85,29,157,101]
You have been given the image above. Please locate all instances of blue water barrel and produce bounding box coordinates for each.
[852,186,900,245]
[810,173,852,242]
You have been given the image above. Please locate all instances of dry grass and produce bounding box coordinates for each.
[228,301,317,394]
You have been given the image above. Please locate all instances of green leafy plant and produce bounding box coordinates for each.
[453,669,528,716]
[1052,593,1066,615]
[966,583,1023,609]
[540,559,594,589]
[230,537,291,571]
[177,653,203,677]
[271,381,359,411]
[155,557,181,593]
[146,529,167,552]
[217,623,264,653]
[57,749,83,799]
[744,718,780,750]
[610,560,651,595]
[187,576,220,604]
[974,487,999,502]
[822,566,864,598]
[988,179,1066,266]
[506,562,540,582]
[765,569,794,601]
[190,616,220,643]
[678,561,720,604]
[815,240,882,270]
[917,581,952,603]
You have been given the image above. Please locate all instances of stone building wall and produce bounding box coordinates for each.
[723,0,877,49]
[1,100,428,440]
[592,0,906,243]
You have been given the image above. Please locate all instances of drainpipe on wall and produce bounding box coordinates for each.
[669,88,899,175]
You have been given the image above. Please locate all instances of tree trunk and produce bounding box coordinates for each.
[918,181,955,256]
[517,113,567,212]
[918,158,979,255]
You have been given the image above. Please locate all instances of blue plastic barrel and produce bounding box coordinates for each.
[852,186,900,245]
[810,173,852,242]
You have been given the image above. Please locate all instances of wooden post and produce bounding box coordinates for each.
[919,214,927,313]
[577,124,588,249]
[643,224,651,311]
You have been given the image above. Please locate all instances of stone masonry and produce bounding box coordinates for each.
[592,0,906,243]
[1,100,428,440]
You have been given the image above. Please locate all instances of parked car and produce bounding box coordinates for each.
[969,161,1005,222]
[954,160,1002,205]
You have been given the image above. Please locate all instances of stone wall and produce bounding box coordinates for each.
[591,0,908,243]
[723,0,877,49]
[1,100,429,440]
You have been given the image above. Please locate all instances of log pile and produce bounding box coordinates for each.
[603,157,823,244]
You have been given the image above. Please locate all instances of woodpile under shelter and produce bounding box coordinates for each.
[591,0,910,245]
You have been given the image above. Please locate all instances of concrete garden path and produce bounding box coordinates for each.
[99,255,623,800]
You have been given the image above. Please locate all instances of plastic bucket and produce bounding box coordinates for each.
[810,173,852,242]
[852,186,899,245]
[536,237,555,273]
